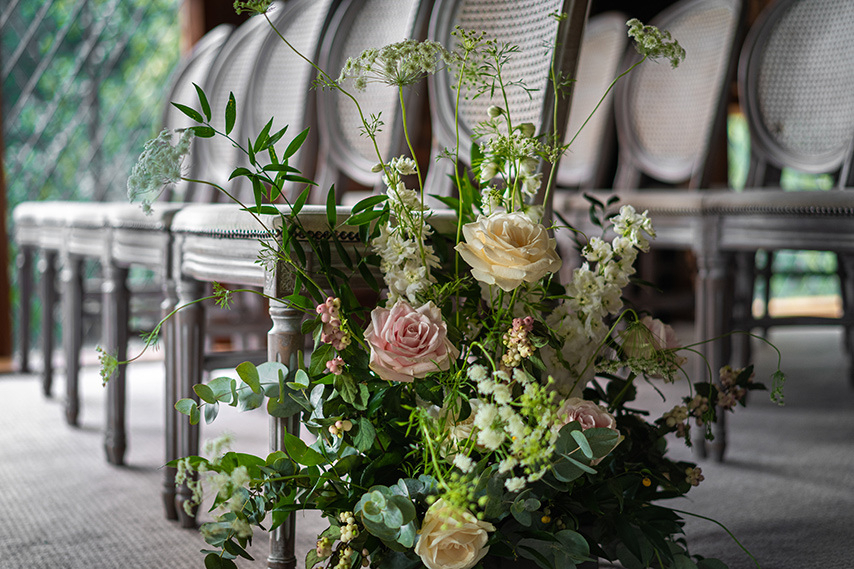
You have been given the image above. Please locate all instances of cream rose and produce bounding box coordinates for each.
[364,301,460,383]
[414,499,495,569]
[455,211,562,291]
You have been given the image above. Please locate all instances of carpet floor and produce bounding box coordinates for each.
[1,326,852,569]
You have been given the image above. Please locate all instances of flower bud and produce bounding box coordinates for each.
[487,105,504,118]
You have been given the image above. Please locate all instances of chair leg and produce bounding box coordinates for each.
[175,277,205,528]
[103,262,130,465]
[731,251,755,368]
[38,250,58,397]
[266,301,303,569]
[837,253,854,387]
[61,254,84,426]
[16,246,33,373]
[162,278,180,520]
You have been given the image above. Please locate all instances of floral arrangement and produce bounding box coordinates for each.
[114,4,785,569]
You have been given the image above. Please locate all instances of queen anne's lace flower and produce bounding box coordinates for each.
[127,129,194,213]
[339,39,452,90]
[627,18,686,68]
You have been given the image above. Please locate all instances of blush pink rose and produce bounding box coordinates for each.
[364,301,460,382]
[555,397,617,431]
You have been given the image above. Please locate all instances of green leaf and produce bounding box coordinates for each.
[397,521,417,548]
[236,361,262,393]
[208,376,236,402]
[293,369,310,389]
[353,417,376,451]
[204,552,238,569]
[282,431,326,466]
[238,391,265,412]
[571,429,593,459]
[388,494,416,525]
[266,392,301,417]
[225,92,236,135]
[309,343,334,376]
[283,127,310,159]
[326,184,338,227]
[350,194,388,214]
[229,167,254,181]
[585,427,623,459]
[194,384,217,405]
[172,102,204,123]
[190,405,201,425]
[254,118,274,152]
[334,373,360,406]
[345,208,385,226]
[191,125,215,138]
[193,84,212,121]
[510,500,532,526]
[204,401,220,424]
[292,186,310,216]
[358,260,380,292]
[175,398,198,416]
[672,555,699,569]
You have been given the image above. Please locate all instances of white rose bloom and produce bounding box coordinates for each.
[414,499,495,569]
[455,211,562,291]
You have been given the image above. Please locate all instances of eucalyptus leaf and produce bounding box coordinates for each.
[238,391,265,412]
[175,398,198,417]
[236,361,262,394]
[204,401,219,424]
[194,384,216,404]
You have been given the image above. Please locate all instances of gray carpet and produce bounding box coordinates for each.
[1,327,853,568]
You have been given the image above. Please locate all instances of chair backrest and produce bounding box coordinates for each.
[190,9,283,203]
[159,23,233,202]
[314,0,433,199]
[613,0,745,190]
[245,0,336,202]
[424,0,591,210]
[556,11,627,190]
[739,0,854,187]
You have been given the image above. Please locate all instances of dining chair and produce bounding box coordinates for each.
[553,0,745,303]
[313,0,434,201]
[714,0,854,383]
[166,0,335,534]
[56,23,234,435]
[424,0,592,216]
[551,10,628,281]
[555,11,627,193]
[10,24,233,400]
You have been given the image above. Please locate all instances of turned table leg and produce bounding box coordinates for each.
[266,300,303,569]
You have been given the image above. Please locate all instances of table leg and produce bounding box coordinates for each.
[266,300,303,569]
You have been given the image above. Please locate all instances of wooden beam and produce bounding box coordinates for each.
[180,0,249,53]
[0,78,12,360]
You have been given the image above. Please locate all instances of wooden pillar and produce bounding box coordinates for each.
[0,84,13,366]
[180,0,248,53]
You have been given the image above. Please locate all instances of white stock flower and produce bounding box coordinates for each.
[452,453,475,473]
[504,477,526,493]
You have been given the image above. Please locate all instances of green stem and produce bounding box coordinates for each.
[670,508,762,569]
